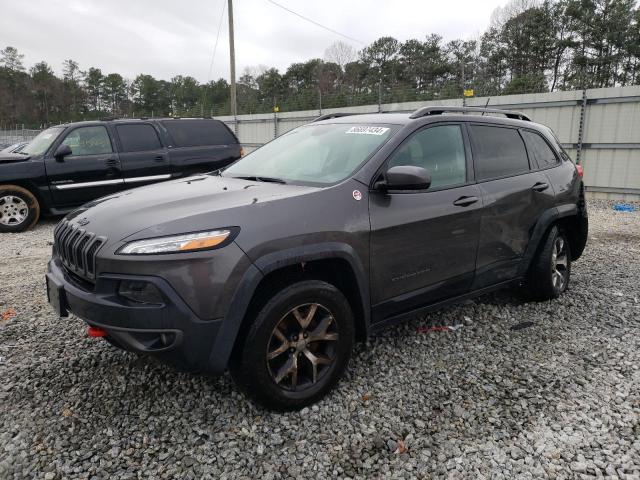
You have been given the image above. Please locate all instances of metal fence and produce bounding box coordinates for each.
[218,85,640,201]
[0,128,41,149]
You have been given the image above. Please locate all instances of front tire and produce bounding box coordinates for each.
[525,226,571,301]
[230,280,354,411]
[0,185,40,233]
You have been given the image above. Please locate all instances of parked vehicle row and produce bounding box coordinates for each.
[0,118,242,232]
[45,106,588,410]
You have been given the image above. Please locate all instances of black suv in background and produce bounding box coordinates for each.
[0,118,241,232]
[46,107,588,410]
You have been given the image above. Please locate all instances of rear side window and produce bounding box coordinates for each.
[469,125,529,180]
[160,120,237,147]
[116,124,162,152]
[521,130,558,169]
[388,125,466,189]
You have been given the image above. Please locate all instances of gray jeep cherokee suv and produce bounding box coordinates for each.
[46,107,588,410]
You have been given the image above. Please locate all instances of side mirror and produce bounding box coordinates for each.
[380,165,431,191]
[54,144,72,161]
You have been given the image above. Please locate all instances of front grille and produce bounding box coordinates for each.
[53,220,106,281]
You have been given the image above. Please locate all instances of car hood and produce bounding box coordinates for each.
[0,152,29,163]
[65,174,319,242]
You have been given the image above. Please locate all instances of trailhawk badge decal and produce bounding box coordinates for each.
[352,190,362,201]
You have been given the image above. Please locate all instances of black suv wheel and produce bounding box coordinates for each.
[0,185,40,233]
[230,280,354,410]
[525,225,571,300]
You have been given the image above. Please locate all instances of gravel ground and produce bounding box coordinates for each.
[1,200,639,479]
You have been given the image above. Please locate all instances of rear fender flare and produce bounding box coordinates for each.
[518,204,579,276]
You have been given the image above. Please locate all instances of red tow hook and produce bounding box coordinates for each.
[87,326,107,338]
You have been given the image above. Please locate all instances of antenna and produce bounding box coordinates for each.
[481,97,491,115]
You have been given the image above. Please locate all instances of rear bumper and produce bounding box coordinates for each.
[46,257,224,373]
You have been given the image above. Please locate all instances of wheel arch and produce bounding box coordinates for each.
[0,180,47,214]
[519,203,587,277]
[206,243,370,375]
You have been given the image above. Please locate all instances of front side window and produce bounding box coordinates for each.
[521,130,558,169]
[388,125,466,189]
[61,126,113,156]
[117,124,162,152]
[224,123,396,186]
[469,125,529,180]
[20,127,64,156]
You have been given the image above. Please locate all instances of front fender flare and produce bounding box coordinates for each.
[206,242,370,375]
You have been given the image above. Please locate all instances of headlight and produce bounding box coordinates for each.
[118,229,232,255]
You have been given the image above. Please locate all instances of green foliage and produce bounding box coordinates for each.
[1,0,639,127]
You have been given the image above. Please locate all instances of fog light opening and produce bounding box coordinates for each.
[118,280,164,305]
[160,333,175,347]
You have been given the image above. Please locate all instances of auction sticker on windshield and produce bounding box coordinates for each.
[345,126,389,135]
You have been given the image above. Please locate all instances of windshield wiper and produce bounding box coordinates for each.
[234,175,287,184]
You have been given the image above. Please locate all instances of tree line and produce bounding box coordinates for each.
[1,0,639,128]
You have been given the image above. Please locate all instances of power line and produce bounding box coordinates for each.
[202,0,227,115]
[265,0,364,45]
[207,0,227,83]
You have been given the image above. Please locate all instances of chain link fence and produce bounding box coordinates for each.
[168,76,577,119]
[0,127,41,149]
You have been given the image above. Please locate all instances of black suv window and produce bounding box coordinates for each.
[469,125,529,180]
[388,125,466,189]
[60,126,113,156]
[521,130,558,169]
[160,119,237,147]
[116,124,162,152]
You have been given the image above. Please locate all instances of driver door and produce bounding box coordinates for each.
[45,125,124,207]
[369,123,482,323]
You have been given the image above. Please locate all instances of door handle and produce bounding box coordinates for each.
[532,182,549,192]
[104,158,118,167]
[153,155,166,162]
[453,196,478,207]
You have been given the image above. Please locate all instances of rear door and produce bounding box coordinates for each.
[114,122,172,187]
[45,125,123,206]
[468,124,555,289]
[369,123,482,322]
[160,119,242,177]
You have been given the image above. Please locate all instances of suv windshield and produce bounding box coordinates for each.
[223,123,396,185]
[20,127,65,156]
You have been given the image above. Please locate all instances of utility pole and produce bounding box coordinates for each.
[461,61,466,107]
[377,66,382,113]
[228,0,237,130]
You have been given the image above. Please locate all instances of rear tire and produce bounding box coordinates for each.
[230,280,354,411]
[0,185,40,233]
[524,226,571,301]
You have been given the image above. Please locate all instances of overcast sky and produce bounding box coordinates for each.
[3,0,507,83]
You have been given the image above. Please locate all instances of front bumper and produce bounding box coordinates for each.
[46,256,224,373]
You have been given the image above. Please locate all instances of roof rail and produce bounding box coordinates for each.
[313,112,359,122]
[409,106,531,122]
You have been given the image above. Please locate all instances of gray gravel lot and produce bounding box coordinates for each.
[1,201,639,479]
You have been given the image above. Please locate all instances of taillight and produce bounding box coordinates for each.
[576,164,584,178]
